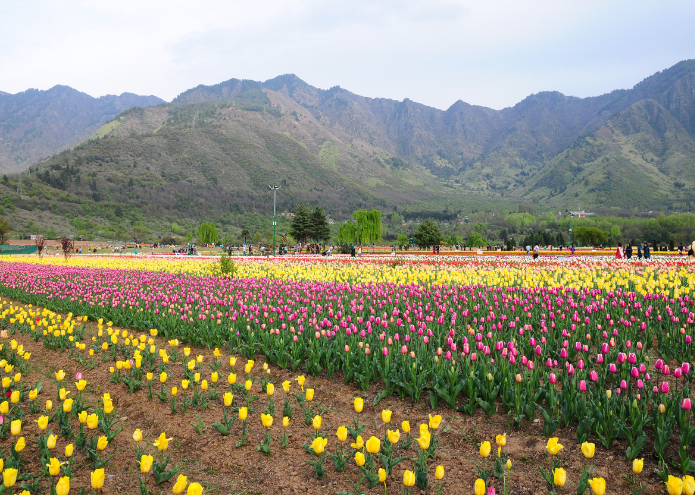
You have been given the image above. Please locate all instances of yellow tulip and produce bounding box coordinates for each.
[47,434,57,449]
[55,370,65,381]
[160,372,168,383]
[56,476,70,495]
[354,397,364,413]
[261,413,273,428]
[75,379,87,391]
[239,407,248,421]
[496,433,507,447]
[187,482,204,495]
[14,436,25,452]
[211,372,218,383]
[435,465,445,480]
[244,380,252,391]
[59,388,68,400]
[133,429,143,442]
[194,373,200,383]
[46,399,53,410]
[224,392,233,407]
[103,398,113,414]
[228,373,237,385]
[47,457,61,476]
[633,458,644,474]
[507,459,512,470]
[283,416,290,427]
[387,429,400,444]
[336,426,348,442]
[379,468,387,483]
[306,389,314,401]
[10,419,21,436]
[581,441,595,459]
[201,380,208,391]
[684,476,695,495]
[153,432,172,451]
[589,477,607,495]
[366,436,381,454]
[475,478,486,495]
[546,437,563,455]
[428,414,442,429]
[91,468,105,489]
[172,474,188,494]
[187,360,195,371]
[417,433,431,450]
[229,356,237,367]
[266,383,274,396]
[3,468,18,488]
[403,470,415,487]
[65,444,74,457]
[0,401,7,414]
[382,409,392,424]
[87,413,99,429]
[402,421,410,433]
[63,398,73,413]
[282,380,291,393]
[10,390,19,404]
[37,415,49,430]
[355,452,366,466]
[139,454,153,473]
[171,387,178,396]
[312,415,322,430]
[480,441,491,458]
[311,436,328,455]
[554,467,566,487]
[296,375,305,389]
[184,347,191,357]
[181,380,189,390]
[244,360,254,373]
[28,389,38,400]
[351,436,364,450]
[97,436,108,450]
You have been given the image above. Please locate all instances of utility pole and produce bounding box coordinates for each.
[269,185,280,255]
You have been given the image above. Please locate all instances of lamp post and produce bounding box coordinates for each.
[269,185,280,255]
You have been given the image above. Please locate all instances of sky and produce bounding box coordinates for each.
[1,0,694,110]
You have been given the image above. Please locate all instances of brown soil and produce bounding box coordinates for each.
[0,296,664,495]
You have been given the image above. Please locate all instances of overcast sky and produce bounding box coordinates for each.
[1,0,693,110]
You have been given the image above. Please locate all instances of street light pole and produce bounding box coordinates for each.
[269,185,280,255]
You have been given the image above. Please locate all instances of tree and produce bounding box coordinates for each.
[467,232,486,248]
[413,219,442,248]
[309,207,331,243]
[574,226,608,246]
[338,222,357,244]
[35,235,45,257]
[131,225,150,244]
[252,231,263,245]
[396,234,409,249]
[240,228,250,244]
[198,222,219,244]
[557,231,566,246]
[353,209,382,245]
[289,206,312,243]
[0,217,9,244]
[59,237,73,260]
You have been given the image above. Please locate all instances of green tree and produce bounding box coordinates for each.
[396,234,409,248]
[467,232,486,248]
[198,222,219,244]
[353,209,382,245]
[309,207,331,242]
[338,222,357,244]
[413,219,442,248]
[240,228,250,244]
[289,205,312,243]
[252,231,263,245]
[131,225,149,243]
[574,226,608,246]
[0,217,10,244]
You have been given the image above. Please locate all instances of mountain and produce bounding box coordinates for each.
[0,86,164,173]
[2,60,695,241]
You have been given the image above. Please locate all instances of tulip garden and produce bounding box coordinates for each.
[0,254,694,494]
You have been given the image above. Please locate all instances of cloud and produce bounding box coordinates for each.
[0,0,693,109]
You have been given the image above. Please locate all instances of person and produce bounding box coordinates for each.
[526,244,531,255]
[625,243,632,260]
[615,243,624,259]
[533,244,540,260]
[688,241,695,259]
[679,243,684,255]
[643,242,651,260]
[357,245,362,257]
[570,245,575,255]
[350,245,356,257]
[637,244,642,259]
